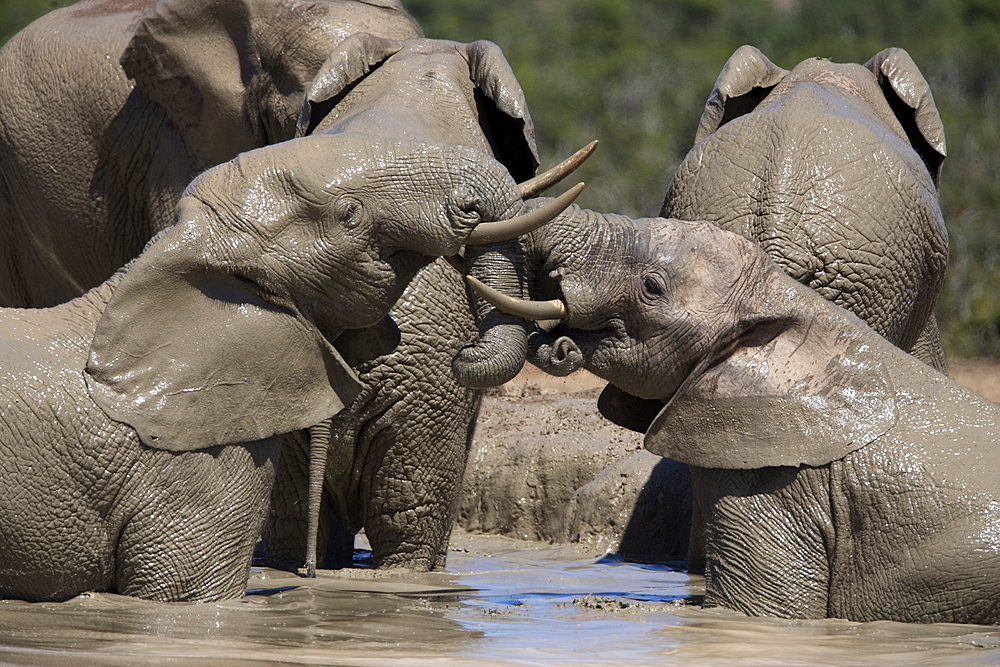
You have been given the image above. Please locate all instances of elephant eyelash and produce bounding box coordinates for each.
[641,275,666,297]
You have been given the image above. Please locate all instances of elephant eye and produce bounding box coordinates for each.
[641,275,665,297]
[335,196,364,230]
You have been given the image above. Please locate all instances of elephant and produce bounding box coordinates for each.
[0,0,582,571]
[661,45,949,370]
[452,46,951,567]
[0,132,573,603]
[469,212,1000,625]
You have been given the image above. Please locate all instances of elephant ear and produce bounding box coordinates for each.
[333,316,401,368]
[644,306,898,469]
[85,225,362,452]
[121,0,264,171]
[865,48,947,187]
[296,32,406,137]
[465,40,540,182]
[598,384,664,434]
[695,45,789,144]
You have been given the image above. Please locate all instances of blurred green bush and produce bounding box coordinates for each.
[3,0,998,357]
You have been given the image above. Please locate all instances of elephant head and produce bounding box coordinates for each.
[662,46,949,368]
[121,0,423,172]
[84,133,574,452]
[467,210,898,469]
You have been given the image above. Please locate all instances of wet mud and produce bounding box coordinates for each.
[1,531,998,665]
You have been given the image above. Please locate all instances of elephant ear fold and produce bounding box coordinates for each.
[121,0,261,170]
[296,32,405,137]
[333,316,401,368]
[645,312,898,469]
[85,225,361,452]
[695,45,788,144]
[865,48,947,187]
[598,384,665,434]
[466,40,540,183]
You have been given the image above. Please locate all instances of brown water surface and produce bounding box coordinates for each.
[0,531,997,666]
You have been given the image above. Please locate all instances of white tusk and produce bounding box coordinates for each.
[518,140,598,198]
[465,182,584,246]
[466,275,568,320]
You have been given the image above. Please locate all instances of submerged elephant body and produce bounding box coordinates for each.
[470,212,1000,624]
[0,281,278,602]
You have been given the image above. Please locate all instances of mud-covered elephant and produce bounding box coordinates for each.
[662,45,949,369]
[470,214,1000,625]
[0,133,571,603]
[0,0,574,571]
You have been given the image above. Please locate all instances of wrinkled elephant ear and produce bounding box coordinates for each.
[121,0,264,170]
[466,40,540,182]
[295,32,406,137]
[644,281,898,469]
[865,48,947,187]
[85,223,362,452]
[333,316,401,368]
[597,384,665,434]
[695,45,789,144]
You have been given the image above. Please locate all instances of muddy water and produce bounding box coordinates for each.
[0,531,997,666]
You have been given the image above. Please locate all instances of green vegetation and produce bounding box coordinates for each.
[3,0,999,356]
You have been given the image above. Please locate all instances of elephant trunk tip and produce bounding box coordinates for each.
[451,321,529,389]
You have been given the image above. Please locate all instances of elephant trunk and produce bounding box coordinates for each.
[452,238,532,388]
[460,206,655,382]
[454,203,628,386]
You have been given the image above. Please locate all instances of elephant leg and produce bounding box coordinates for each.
[692,465,833,618]
[260,430,330,570]
[358,393,480,570]
[908,314,948,373]
[353,261,480,570]
[116,443,277,602]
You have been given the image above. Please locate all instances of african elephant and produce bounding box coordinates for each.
[0,0,567,571]
[0,133,570,603]
[470,213,1000,625]
[662,45,949,369]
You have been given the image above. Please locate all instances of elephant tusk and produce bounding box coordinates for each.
[466,275,568,320]
[518,141,598,198]
[465,182,584,245]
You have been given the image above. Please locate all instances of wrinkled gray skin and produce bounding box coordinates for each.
[0,0,538,571]
[498,215,1000,624]
[265,32,538,571]
[662,45,948,369]
[0,134,529,603]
